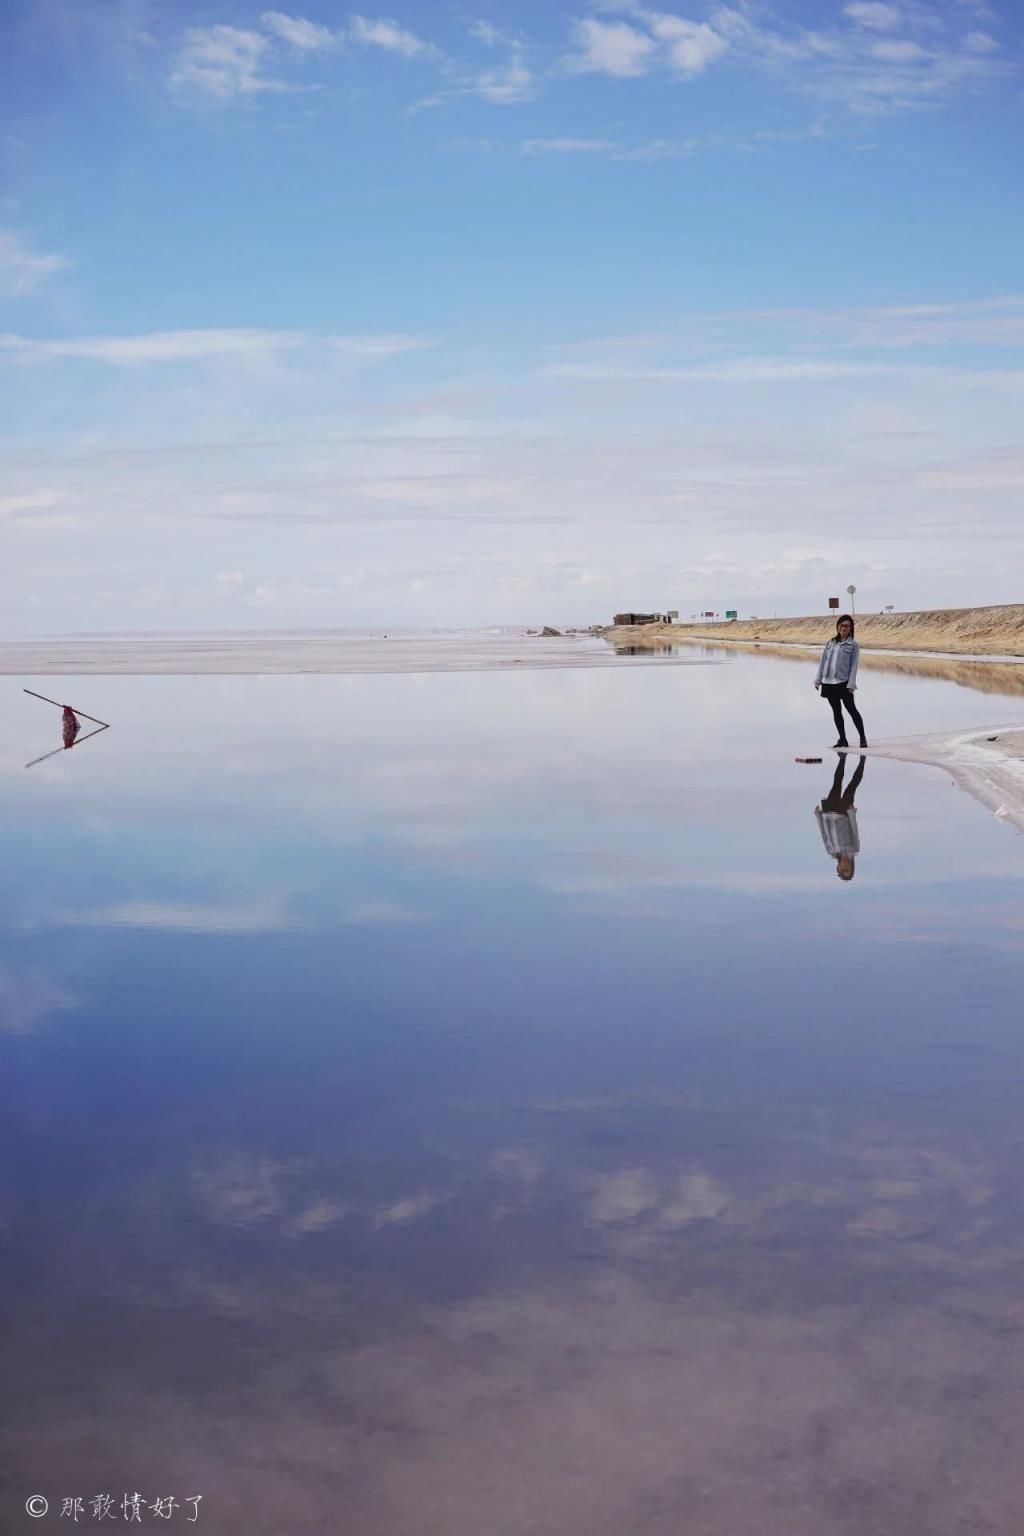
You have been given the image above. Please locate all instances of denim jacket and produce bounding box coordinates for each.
[815,637,859,689]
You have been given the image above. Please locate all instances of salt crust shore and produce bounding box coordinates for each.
[846,729,1024,835]
[0,631,718,677]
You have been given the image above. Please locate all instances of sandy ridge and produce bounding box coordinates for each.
[602,603,1024,658]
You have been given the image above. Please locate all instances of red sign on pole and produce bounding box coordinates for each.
[828,597,839,609]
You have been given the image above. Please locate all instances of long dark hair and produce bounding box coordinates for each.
[835,613,855,639]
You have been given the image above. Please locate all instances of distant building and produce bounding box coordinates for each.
[613,611,673,625]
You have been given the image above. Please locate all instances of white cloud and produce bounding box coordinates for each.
[349,15,429,57]
[614,137,698,161]
[705,1,1007,114]
[566,18,657,77]
[0,328,306,365]
[543,353,1024,387]
[523,138,617,155]
[732,295,1024,349]
[260,11,339,51]
[964,30,998,52]
[371,1192,441,1227]
[49,901,299,933]
[843,1,902,28]
[870,38,928,61]
[0,227,71,296]
[326,333,436,358]
[468,19,520,49]
[0,489,64,520]
[170,24,288,97]
[473,57,534,103]
[543,357,905,383]
[647,14,728,77]
[0,328,434,369]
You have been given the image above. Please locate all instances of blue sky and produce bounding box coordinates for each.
[1,0,1022,633]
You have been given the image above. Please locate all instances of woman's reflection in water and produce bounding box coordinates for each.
[815,754,865,881]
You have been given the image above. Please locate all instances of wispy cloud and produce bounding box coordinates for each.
[0,328,306,365]
[0,488,65,521]
[260,11,340,52]
[0,328,439,374]
[522,138,617,155]
[566,3,1011,113]
[843,2,903,31]
[613,137,699,161]
[541,354,1024,386]
[543,357,903,383]
[520,124,829,164]
[565,10,729,80]
[327,333,436,358]
[646,12,729,77]
[171,11,436,100]
[170,24,288,97]
[472,55,534,103]
[349,15,431,58]
[0,227,71,296]
[46,901,300,933]
[468,19,521,50]
[730,295,1024,349]
[566,19,657,77]
[406,25,534,110]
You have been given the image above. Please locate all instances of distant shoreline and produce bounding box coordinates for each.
[601,603,1024,659]
[0,630,718,677]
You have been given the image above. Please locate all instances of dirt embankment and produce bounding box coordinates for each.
[602,604,1024,659]
[661,639,1024,697]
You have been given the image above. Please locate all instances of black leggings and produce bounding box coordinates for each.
[821,684,865,744]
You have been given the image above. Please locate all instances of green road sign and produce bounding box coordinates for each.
[725,610,738,619]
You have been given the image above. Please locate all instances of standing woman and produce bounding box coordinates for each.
[815,614,867,749]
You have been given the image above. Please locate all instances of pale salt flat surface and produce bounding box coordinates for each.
[847,726,1024,833]
[0,629,719,676]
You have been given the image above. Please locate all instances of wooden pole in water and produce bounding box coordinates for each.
[23,688,110,728]
[24,723,109,770]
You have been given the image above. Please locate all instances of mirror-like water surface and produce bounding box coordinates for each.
[3,650,1024,1534]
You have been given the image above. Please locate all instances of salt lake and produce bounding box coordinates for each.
[3,641,1024,1535]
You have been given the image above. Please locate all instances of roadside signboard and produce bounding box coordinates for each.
[725,610,737,619]
[828,597,839,609]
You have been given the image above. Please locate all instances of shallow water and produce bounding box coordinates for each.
[3,649,1024,1535]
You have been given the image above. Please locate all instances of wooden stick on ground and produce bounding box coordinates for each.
[23,688,110,728]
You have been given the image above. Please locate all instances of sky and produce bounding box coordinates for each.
[1,0,1022,634]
